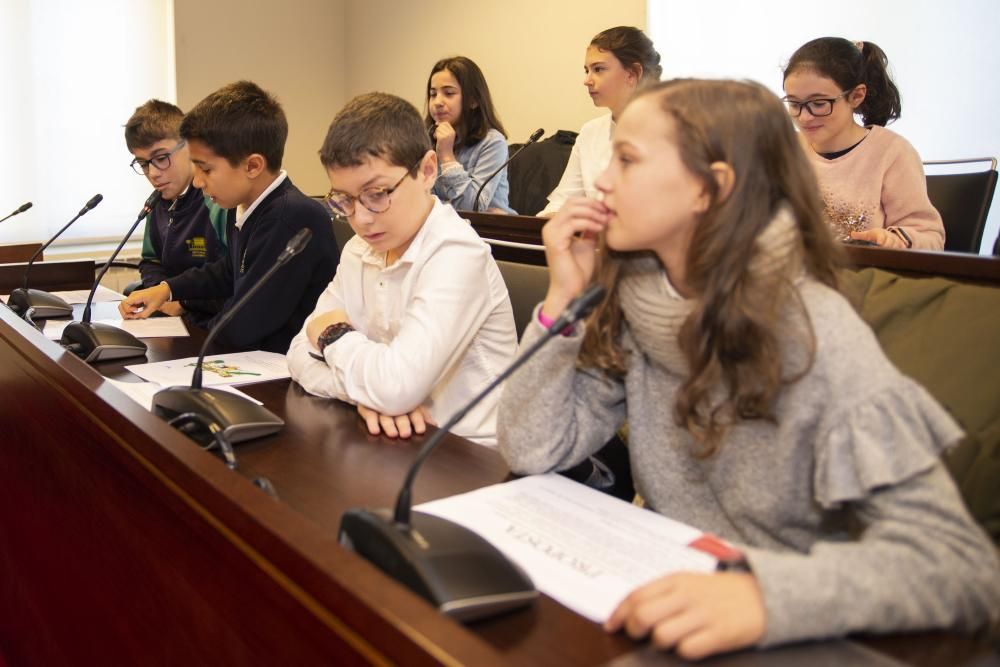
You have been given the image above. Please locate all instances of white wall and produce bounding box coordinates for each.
[648,0,1000,254]
[344,0,646,146]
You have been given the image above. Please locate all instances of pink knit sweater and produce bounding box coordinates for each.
[801,126,945,250]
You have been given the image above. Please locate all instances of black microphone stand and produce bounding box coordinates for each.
[152,228,313,446]
[8,195,102,318]
[471,128,544,213]
[339,284,606,623]
[60,192,159,362]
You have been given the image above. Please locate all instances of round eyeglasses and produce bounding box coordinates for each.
[323,158,422,218]
[130,139,187,175]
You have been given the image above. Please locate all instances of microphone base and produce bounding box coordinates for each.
[60,321,148,362]
[7,288,73,318]
[339,508,536,622]
[152,386,284,445]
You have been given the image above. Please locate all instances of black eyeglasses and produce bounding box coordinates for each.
[130,139,187,175]
[324,158,422,217]
[782,90,852,118]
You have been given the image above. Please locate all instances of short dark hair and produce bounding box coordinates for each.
[319,92,430,170]
[179,80,287,169]
[124,99,183,152]
[783,37,901,127]
[424,56,507,148]
[590,26,663,84]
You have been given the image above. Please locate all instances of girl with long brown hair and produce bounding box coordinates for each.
[498,79,998,659]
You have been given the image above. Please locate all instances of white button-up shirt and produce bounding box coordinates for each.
[538,114,614,216]
[286,198,518,446]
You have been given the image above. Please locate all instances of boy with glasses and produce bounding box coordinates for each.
[125,100,228,321]
[120,82,340,353]
[286,93,517,446]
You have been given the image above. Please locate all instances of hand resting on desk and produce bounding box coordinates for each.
[604,571,766,661]
[119,283,171,319]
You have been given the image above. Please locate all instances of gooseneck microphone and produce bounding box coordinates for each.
[8,194,103,318]
[0,201,32,224]
[151,228,313,445]
[471,128,544,213]
[339,283,607,622]
[59,191,160,362]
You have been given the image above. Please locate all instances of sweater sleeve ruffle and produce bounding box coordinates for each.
[814,378,964,509]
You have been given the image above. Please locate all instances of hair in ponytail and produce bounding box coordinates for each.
[783,37,901,126]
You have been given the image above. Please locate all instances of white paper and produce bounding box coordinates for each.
[50,286,125,304]
[125,351,290,387]
[417,474,717,623]
[103,377,263,411]
[42,316,188,340]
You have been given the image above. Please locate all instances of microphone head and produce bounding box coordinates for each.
[138,190,163,218]
[80,193,103,216]
[17,202,32,213]
[283,228,313,259]
[528,128,545,143]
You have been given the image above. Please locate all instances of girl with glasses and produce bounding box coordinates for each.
[425,56,514,213]
[783,37,944,249]
[498,79,998,659]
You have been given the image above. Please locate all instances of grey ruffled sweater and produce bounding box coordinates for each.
[498,269,1000,646]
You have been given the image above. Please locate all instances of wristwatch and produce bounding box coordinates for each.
[317,321,355,353]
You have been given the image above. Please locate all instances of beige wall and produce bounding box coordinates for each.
[344,0,646,143]
[173,0,346,195]
[173,0,645,191]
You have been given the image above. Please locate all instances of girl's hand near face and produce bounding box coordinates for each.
[540,197,609,318]
[434,122,457,164]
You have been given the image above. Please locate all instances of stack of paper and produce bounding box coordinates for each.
[418,474,719,623]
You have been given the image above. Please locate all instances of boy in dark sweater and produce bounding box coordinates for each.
[125,99,228,323]
[120,81,340,353]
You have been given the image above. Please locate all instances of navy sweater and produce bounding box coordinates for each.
[139,186,228,286]
[166,177,340,353]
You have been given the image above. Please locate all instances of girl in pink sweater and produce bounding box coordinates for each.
[783,38,944,250]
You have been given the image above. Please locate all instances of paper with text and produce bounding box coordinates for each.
[417,474,717,623]
[125,351,290,387]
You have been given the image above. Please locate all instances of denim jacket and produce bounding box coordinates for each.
[434,128,515,214]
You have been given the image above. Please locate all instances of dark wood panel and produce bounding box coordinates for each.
[0,307,509,666]
[0,242,42,264]
[463,211,1000,284]
[0,259,95,293]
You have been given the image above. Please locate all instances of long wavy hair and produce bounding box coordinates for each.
[578,79,842,456]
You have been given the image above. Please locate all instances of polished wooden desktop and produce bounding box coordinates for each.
[0,303,996,664]
[459,211,1000,286]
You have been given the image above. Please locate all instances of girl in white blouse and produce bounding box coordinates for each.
[539,26,662,217]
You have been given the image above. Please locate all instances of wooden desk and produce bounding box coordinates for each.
[460,211,1000,285]
[0,304,995,665]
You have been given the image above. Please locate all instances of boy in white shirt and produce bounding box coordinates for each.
[286,93,517,446]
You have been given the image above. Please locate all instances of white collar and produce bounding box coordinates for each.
[235,170,288,230]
